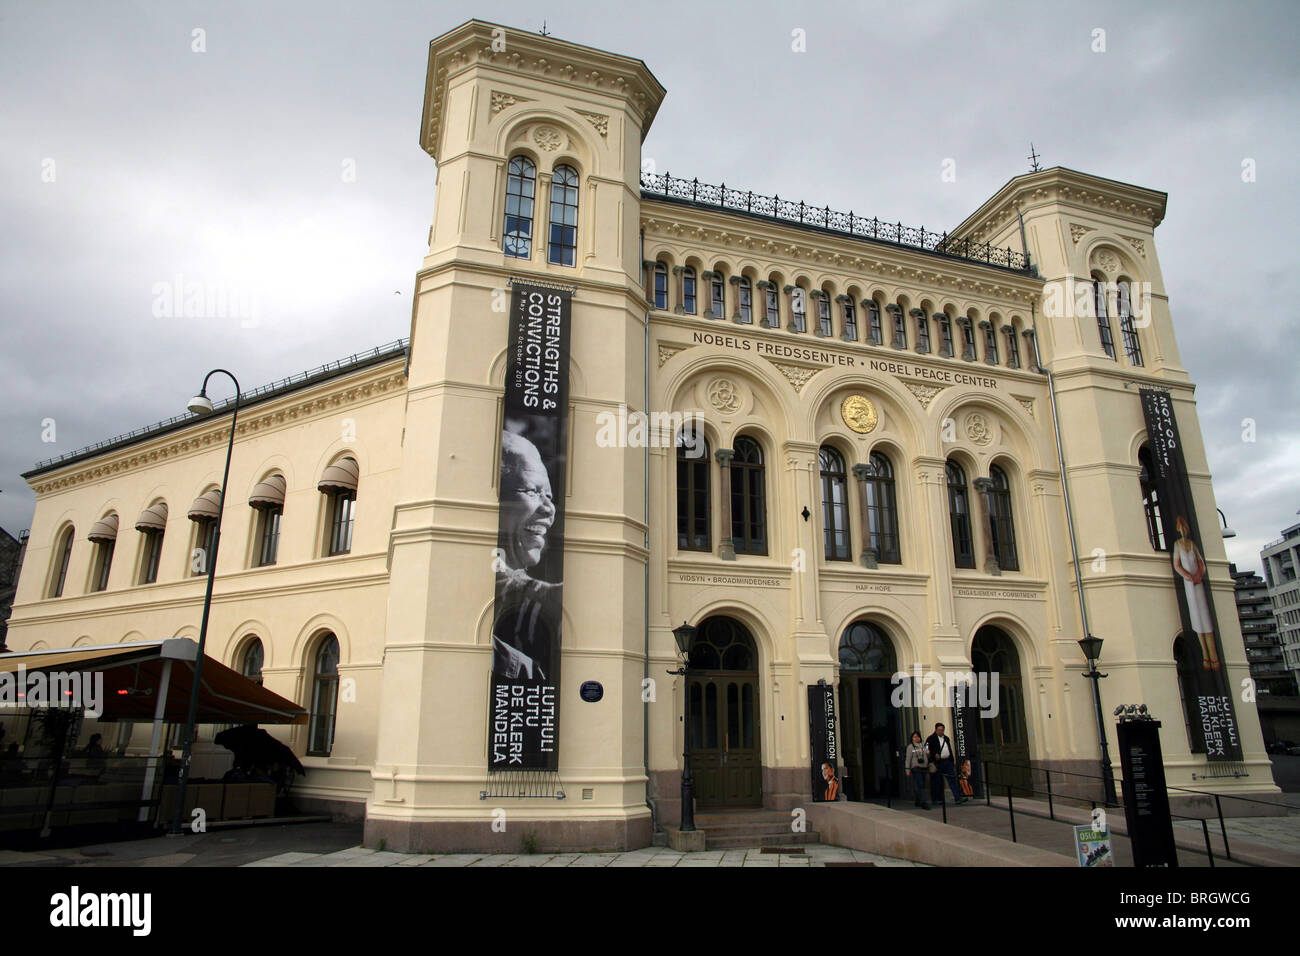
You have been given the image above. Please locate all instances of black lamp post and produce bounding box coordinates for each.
[1078,633,1118,807]
[669,620,698,832]
[170,369,240,835]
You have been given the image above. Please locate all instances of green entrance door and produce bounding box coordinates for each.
[973,626,1032,795]
[687,617,761,808]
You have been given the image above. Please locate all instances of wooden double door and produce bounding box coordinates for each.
[687,672,761,808]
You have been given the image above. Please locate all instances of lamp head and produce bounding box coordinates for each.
[187,391,214,416]
[671,621,698,660]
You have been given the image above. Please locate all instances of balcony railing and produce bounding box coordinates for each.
[640,172,1033,274]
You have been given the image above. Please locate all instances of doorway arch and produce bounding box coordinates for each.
[838,620,910,802]
[971,625,1031,794]
[688,616,761,808]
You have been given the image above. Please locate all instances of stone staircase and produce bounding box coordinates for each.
[694,808,820,849]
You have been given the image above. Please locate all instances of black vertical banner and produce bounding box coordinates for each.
[808,684,840,801]
[1139,388,1242,760]
[488,284,572,771]
[1117,719,1179,867]
[951,685,983,799]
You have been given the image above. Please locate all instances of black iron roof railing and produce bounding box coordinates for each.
[27,338,409,475]
[640,172,1032,274]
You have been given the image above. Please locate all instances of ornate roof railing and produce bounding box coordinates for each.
[27,338,409,475]
[640,172,1033,274]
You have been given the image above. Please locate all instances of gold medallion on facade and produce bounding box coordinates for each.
[841,394,878,434]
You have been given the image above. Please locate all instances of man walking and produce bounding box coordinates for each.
[926,722,967,805]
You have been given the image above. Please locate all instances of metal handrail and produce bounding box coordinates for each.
[640,172,1033,273]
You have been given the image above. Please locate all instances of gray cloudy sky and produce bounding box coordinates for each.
[2,0,1297,571]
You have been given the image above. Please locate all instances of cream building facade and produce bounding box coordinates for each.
[5,20,1273,852]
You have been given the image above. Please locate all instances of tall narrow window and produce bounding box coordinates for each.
[308,634,340,756]
[947,461,975,569]
[790,287,807,333]
[867,300,883,345]
[1005,325,1021,368]
[193,518,216,577]
[50,526,75,597]
[890,305,907,349]
[652,261,668,309]
[817,293,832,336]
[988,465,1019,571]
[915,310,931,353]
[711,274,726,319]
[730,436,766,555]
[819,446,850,561]
[983,322,999,364]
[738,278,753,324]
[1139,445,1165,550]
[319,457,359,557]
[1094,279,1116,359]
[1118,280,1143,366]
[547,164,579,266]
[257,506,282,567]
[939,313,954,357]
[960,319,977,360]
[842,298,858,340]
[865,452,901,564]
[503,156,536,259]
[683,267,697,314]
[140,530,164,584]
[328,491,355,556]
[241,639,265,686]
[676,429,711,551]
[88,515,118,593]
[764,284,779,327]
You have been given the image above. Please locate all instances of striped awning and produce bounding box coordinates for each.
[135,500,169,532]
[317,456,359,494]
[249,474,286,511]
[187,488,222,521]
[87,514,119,543]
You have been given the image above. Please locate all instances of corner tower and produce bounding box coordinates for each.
[366,21,666,851]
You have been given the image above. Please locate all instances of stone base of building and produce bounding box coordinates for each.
[291,794,367,822]
[648,766,809,829]
[361,812,653,854]
[1024,759,1109,804]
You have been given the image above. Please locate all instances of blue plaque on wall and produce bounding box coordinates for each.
[579,681,603,703]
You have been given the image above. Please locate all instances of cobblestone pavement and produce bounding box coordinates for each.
[1172,814,1300,855]
[239,844,928,868]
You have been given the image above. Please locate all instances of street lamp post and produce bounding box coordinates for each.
[668,621,698,832]
[1216,508,1236,539]
[170,369,240,835]
[1078,633,1118,807]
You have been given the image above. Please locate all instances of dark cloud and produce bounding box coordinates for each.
[2,0,1296,572]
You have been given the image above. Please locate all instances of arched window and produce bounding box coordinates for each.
[738,277,753,324]
[982,322,999,364]
[790,287,807,333]
[890,305,907,349]
[819,446,850,561]
[1094,277,1116,359]
[838,621,897,674]
[1005,323,1021,368]
[308,633,340,755]
[49,525,75,597]
[959,318,977,360]
[87,514,118,592]
[503,155,536,259]
[547,164,579,266]
[914,309,931,353]
[319,457,359,556]
[1139,445,1166,550]
[135,501,168,585]
[653,261,668,309]
[1117,280,1144,366]
[938,313,954,357]
[676,428,710,551]
[817,292,832,336]
[842,297,858,340]
[867,300,883,345]
[764,283,779,327]
[683,266,697,314]
[241,638,264,686]
[710,272,726,319]
[730,436,766,555]
[688,616,756,671]
[947,461,975,569]
[988,465,1019,572]
[865,452,901,564]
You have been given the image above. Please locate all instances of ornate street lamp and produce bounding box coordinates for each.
[1078,633,1118,807]
[668,621,698,832]
[170,369,241,835]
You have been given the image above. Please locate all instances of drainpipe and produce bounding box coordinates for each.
[643,305,656,834]
[1031,300,1116,804]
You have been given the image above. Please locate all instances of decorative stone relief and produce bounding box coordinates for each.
[1122,236,1147,258]
[1069,223,1093,244]
[769,361,820,393]
[533,125,565,152]
[707,378,743,413]
[966,412,993,446]
[657,343,691,367]
[572,109,609,137]
[490,90,533,113]
[900,379,949,410]
[1012,395,1036,417]
[1092,249,1120,276]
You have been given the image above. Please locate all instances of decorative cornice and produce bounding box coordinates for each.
[29,370,407,496]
